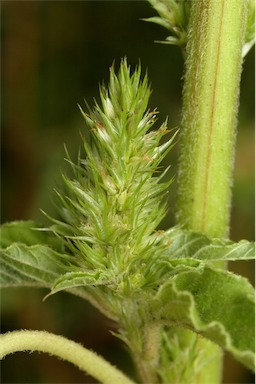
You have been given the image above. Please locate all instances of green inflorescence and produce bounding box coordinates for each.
[49,59,175,302]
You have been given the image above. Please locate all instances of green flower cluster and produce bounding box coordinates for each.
[50,59,175,304]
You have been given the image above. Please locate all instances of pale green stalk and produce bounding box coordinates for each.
[0,331,134,384]
[175,0,248,383]
[176,0,248,238]
[133,323,161,383]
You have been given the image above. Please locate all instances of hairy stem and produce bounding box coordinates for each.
[175,0,248,383]
[135,323,161,383]
[176,0,247,238]
[0,330,134,384]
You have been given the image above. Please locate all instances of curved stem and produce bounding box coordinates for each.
[0,330,135,384]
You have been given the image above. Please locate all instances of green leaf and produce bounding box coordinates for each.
[0,243,73,288]
[151,265,255,371]
[0,221,65,252]
[157,228,255,261]
[51,270,110,294]
[49,271,119,321]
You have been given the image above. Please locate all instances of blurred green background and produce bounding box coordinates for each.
[1,1,254,383]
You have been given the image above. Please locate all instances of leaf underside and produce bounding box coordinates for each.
[0,243,72,287]
[159,227,255,261]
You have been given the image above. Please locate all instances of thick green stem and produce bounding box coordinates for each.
[0,330,134,384]
[176,0,247,238]
[175,0,248,383]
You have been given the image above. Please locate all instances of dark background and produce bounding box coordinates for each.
[1,1,254,383]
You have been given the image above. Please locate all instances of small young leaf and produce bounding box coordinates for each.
[243,0,255,57]
[144,0,190,51]
[151,265,255,370]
